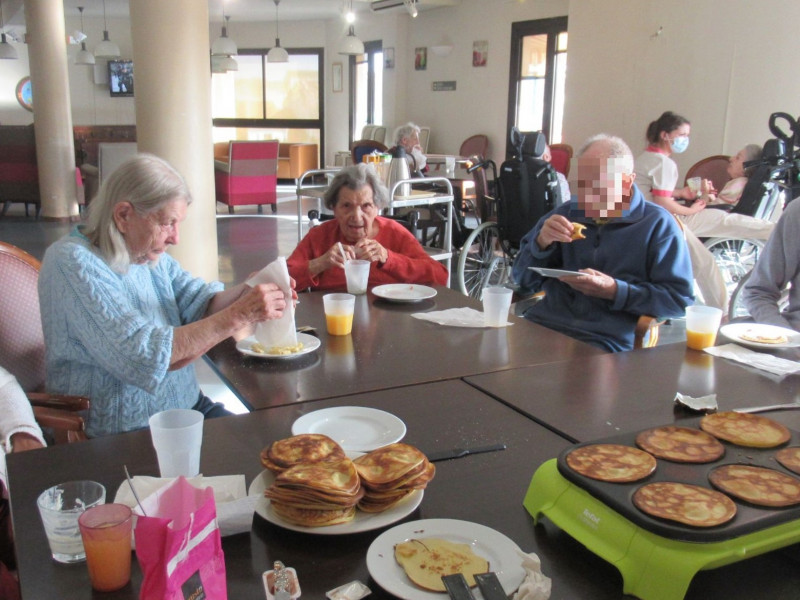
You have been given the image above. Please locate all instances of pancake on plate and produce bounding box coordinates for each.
[709,464,800,507]
[633,482,736,527]
[264,456,364,527]
[353,443,435,512]
[565,444,656,483]
[700,411,791,448]
[739,328,789,345]
[635,426,725,463]
[260,433,346,474]
[776,447,800,475]
[394,538,489,592]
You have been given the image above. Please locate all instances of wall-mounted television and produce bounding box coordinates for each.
[108,60,134,97]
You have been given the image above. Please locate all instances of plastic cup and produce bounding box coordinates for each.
[323,293,355,335]
[482,286,513,327]
[344,259,370,295]
[687,177,702,197]
[36,480,106,563]
[149,408,204,478]
[445,156,456,175]
[685,305,723,350]
[78,503,132,592]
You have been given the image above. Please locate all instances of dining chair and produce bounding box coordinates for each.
[350,139,388,165]
[549,143,573,178]
[684,154,731,194]
[459,134,489,160]
[214,140,280,214]
[0,242,89,443]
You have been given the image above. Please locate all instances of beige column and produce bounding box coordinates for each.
[24,0,79,221]
[130,0,218,281]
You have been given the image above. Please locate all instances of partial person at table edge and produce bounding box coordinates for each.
[390,122,428,177]
[39,154,295,438]
[287,164,448,291]
[512,133,694,352]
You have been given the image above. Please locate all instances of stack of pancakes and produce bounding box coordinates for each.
[353,443,435,512]
[260,433,345,474]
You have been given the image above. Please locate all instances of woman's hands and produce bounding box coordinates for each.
[354,239,388,263]
[308,244,355,277]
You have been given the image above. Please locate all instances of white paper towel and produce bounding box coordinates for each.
[246,257,297,348]
[411,307,512,328]
[705,343,800,377]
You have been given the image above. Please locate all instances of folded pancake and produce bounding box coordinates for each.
[709,464,800,507]
[394,538,489,592]
[261,434,345,474]
[570,222,587,240]
[700,411,791,448]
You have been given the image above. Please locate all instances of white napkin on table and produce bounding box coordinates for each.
[704,343,800,377]
[246,256,297,348]
[512,550,551,600]
[410,307,512,328]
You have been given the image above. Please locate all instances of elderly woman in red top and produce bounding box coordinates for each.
[288,164,448,290]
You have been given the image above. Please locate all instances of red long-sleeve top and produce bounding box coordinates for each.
[287,217,448,291]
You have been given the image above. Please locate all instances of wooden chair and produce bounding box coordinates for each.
[549,143,573,178]
[459,134,489,160]
[0,242,88,443]
[684,155,731,194]
[214,140,280,214]
[350,139,388,165]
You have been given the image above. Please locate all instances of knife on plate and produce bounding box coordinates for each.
[427,443,507,462]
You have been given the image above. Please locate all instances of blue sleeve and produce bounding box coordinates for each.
[162,254,224,324]
[511,210,562,293]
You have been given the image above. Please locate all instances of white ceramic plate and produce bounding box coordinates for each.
[372,284,437,303]
[529,267,583,278]
[236,332,321,358]
[366,518,525,600]
[248,469,423,535]
[719,323,800,349]
[291,406,406,452]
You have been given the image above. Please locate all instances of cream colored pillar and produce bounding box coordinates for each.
[129,0,218,281]
[24,0,79,220]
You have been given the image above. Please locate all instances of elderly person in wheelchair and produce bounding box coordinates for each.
[512,134,694,352]
[287,164,448,291]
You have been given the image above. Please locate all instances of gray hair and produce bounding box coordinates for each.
[577,134,635,174]
[742,143,763,177]
[393,122,420,146]
[323,163,389,211]
[81,153,192,273]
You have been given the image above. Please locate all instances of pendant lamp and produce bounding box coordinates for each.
[94,0,120,59]
[0,0,17,60]
[75,7,95,65]
[267,0,288,63]
[338,1,363,56]
[211,4,237,57]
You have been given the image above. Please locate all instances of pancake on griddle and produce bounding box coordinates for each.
[260,433,345,474]
[776,447,800,475]
[700,411,790,448]
[265,456,364,526]
[635,426,725,463]
[709,464,800,507]
[353,443,435,512]
[394,538,489,592]
[633,482,736,527]
[565,444,656,483]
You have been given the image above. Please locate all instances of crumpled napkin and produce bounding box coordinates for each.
[705,343,800,377]
[674,392,718,413]
[114,474,253,537]
[246,256,297,348]
[410,307,512,328]
[512,550,551,600]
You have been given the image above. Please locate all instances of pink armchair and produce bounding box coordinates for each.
[214,140,280,214]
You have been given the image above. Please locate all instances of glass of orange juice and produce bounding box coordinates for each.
[323,293,355,335]
[685,305,723,351]
[78,503,133,592]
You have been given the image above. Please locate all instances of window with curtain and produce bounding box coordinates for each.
[211,49,324,152]
[350,41,383,144]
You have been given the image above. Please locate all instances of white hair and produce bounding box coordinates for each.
[577,134,635,174]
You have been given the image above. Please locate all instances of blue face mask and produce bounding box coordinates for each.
[670,135,689,154]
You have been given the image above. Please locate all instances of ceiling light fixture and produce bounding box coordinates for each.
[338,0,363,56]
[267,0,289,63]
[0,0,17,60]
[211,2,237,57]
[75,7,95,65]
[404,0,418,18]
[94,0,120,59]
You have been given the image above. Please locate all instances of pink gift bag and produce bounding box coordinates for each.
[135,477,227,599]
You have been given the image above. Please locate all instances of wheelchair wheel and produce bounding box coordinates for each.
[728,269,791,321]
[704,237,764,297]
[456,222,512,298]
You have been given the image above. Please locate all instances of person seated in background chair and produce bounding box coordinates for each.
[287,164,448,291]
[742,197,800,331]
[39,154,294,438]
[0,366,45,600]
[390,122,428,176]
[542,144,572,204]
[512,134,694,352]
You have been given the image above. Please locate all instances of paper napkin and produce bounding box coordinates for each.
[411,307,512,328]
[512,550,551,600]
[246,256,297,348]
[705,343,800,377]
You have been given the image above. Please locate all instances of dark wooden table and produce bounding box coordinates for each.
[205,286,601,410]
[464,342,800,443]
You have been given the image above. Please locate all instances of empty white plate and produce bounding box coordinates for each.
[291,406,406,452]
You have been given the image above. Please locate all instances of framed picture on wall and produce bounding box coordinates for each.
[384,47,395,69]
[332,62,343,93]
[415,47,427,71]
[473,41,488,67]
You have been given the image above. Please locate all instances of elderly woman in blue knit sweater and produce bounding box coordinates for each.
[39,154,293,437]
